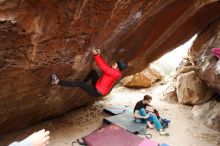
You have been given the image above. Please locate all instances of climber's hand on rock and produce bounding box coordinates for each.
[92,48,100,55]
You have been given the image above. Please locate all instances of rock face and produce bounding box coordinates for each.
[192,98,220,132]
[187,18,220,131]
[122,65,162,88]
[188,19,220,95]
[164,57,214,104]
[176,71,214,104]
[0,0,220,133]
[162,81,178,103]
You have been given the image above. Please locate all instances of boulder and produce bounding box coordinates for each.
[122,65,162,88]
[188,19,220,95]
[192,99,220,132]
[176,71,214,104]
[0,0,220,133]
[162,82,178,103]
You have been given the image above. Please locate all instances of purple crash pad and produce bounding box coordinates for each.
[84,124,159,146]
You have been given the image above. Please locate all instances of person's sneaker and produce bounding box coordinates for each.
[159,129,169,136]
[51,73,59,84]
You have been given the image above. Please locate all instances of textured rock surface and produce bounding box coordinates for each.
[0,0,220,133]
[187,18,220,131]
[164,58,208,104]
[176,58,194,74]
[192,98,220,132]
[188,19,220,95]
[122,65,162,88]
[162,82,178,103]
[176,71,214,104]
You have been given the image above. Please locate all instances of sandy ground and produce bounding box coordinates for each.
[1,83,220,146]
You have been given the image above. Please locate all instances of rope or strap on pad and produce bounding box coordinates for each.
[145,133,152,139]
[72,138,87,146]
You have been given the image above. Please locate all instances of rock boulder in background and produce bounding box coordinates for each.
[192,98,220,132]
[176,71,214,104]
[122,65,162,88]
[188,19,220,95]
[162,81,178,103]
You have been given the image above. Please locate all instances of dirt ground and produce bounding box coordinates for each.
[1,82,220,146]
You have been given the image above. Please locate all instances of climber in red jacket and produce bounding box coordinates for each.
[51,48,128,97]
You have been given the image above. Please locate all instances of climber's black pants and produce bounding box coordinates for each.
[59,69,101,97]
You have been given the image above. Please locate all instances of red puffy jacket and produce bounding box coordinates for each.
[94,55,122,95]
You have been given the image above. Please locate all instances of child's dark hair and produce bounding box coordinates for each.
[143,94,152,101]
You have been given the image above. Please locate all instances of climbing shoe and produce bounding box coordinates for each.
[51,73,59,84]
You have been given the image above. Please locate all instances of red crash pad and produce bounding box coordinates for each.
[84,124,159,146]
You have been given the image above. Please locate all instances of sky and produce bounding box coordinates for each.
[157,34,197,69]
